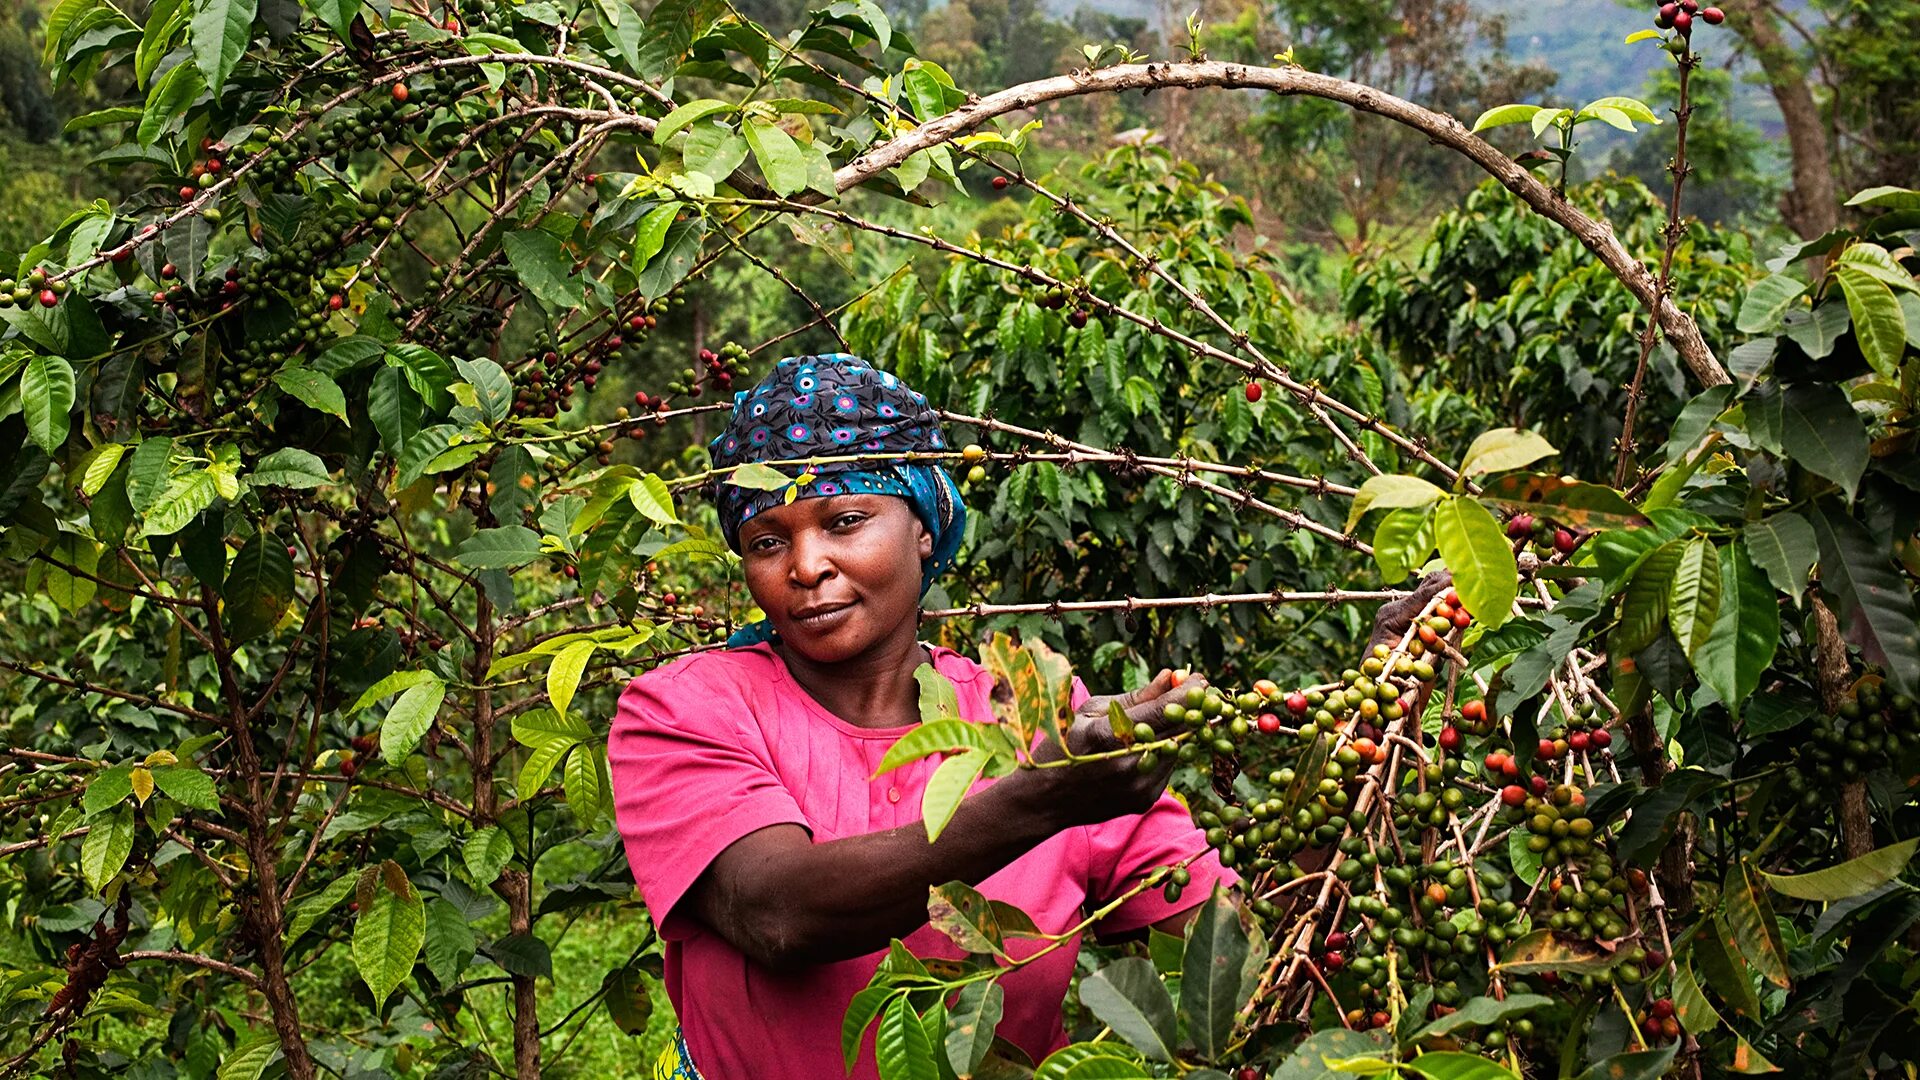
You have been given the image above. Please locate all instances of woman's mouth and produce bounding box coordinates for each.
[792,601,856,632]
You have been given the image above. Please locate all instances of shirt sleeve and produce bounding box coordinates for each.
[608,664,810,941]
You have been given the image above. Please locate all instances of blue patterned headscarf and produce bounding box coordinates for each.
[708,353,967,647]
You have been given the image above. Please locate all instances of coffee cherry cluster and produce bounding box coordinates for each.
[1783,683,1920,813]
[668,341,749,399]
[1654,0,1725,34]
[1505,512,1580,557]
[0,268,65,309]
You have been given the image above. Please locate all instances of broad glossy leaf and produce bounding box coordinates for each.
[22,355,75,454]
[286,872,356,943]
[150,764,217,810]
[1478,472,1647,530]
[875,719,1005,775]
[423,898,477,986]
[1470,103,1543,132]
[1835,267,1908,376]
[562,742,607,828]
[1343,473,1446,532]
[463,826,513,886]
[1270,1029,1393,1080]
[1809,502,1920,694]
[1615,540,1683,656]
[83,764,133,818]
[1493,930,1625,975]
[629,472,679,525]
[1666,537,1721,661]
[1725,861,1789,989]
[743,117,807,196]
[368,367,423,458]
[1736,273,1807,333]
[683,122,749,180]
[602,962,654,1035]
[1373,504,1435,582]
[845,985,900,1073]
[654,98,734,142]
[1693,914,1762,1019]
[1034,1045,1149,1080]
[1458,427,1557,476]
[1744,513,1816,602]
[546,639,596,718]
[945,980,1003,1076]
[1694,542,1777,717]
[379,677,445,760]
[81,806,135,891]
[1180,887,1250,1060]
[457,525,542,569]
[249,446,331,489]
[189,0,256,96]
[631,203,679,269]
[1778,382,1869,500]
[1079,957,1176,1062]
[1433,496,1517,628]
[920,749,988,842]
[353,862,425,1006]
[216,1036,281,1080]
[223,530,295,641]
[1404,1052,1520,1080]
[876,995,936,1080]
[1760,838,1918,901]
[502,230,585,311]
[1574,1045,1678,1080]
[636,215,705,298]
[124,438,173,511]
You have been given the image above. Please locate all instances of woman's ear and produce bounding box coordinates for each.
[916,518,934,561]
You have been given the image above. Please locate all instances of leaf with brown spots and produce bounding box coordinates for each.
[1480,471,1649,530]
[1492,929,1626,975]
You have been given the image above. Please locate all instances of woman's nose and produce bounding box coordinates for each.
[786,529,836,586]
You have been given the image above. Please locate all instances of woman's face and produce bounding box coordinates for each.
[737,494,933,663]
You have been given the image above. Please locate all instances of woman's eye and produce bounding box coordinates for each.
[832,513,867,529]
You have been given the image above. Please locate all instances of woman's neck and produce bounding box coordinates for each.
[775,625,932,730]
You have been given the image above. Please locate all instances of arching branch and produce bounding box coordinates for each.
[831,61,1730,390]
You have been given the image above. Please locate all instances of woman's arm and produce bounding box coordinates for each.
[682,669,1195,972]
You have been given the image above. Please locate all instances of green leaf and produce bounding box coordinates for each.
[1834,267,1908,377]
[1666,537,1721,661]
[353,861,425,1006]
[452,357,512,425]
[457,525,542,569]
[629,472,679,525]
[1458,428,1558,476]
[83,765,133,818]
[1692,541,1777,717]
[725,461,795,490]
[1736,273,1807,333]
[636,215,705,299]
[920,749,988,842]
[78,443,127,498]
[1433,496,1517,629]
[347,669,439,714]
[1724,861,1789,989]
[1079,957,1177,1062]
[631,203,679,269]
[546,639,597,718]
[1579,95,1659,124]
[654,98,735,142]
[1373,504,1436,583]
[1478,472,1649,531]
[223,530,295,642]
[1343,473,1447,532]
[368,368,423,458]
[514,708,588,795]
[1692,913,1763,1019]
[80,806,134,891]
[502,230,585,312]
[683,122,749,180]
[1403,1052,1522,1080]
[915,663,960,722]
[287,872,356,943]
[137,469,218,538]
[1573,1045,1678,1080]
[380,678,446,760]
[944,980,1003,1076]
[189,0,255,97]
[270,368,348,424]
[1809,502,1920,695]
[307,0,359,39]
[215,1036,282,1080]
[562,742,607,828]
[248,447,331,490]
[1493,929,1627,975]
[1846,185,1920,209]
[1270,1029,1393,1080]
[845,986,901,1073]
[876,995,936,1080]
[1180,887,1251,1060]
[150,765,218,810]
[1624,27,1661,42]
[424,898,477,986]
[139,54,203,145]
[463,825,514,885]
[743,117,807,196]
[875,719,1004,775]
[1405,994,1552,1044]
[1778,382,1869,500]
[1615,540,1685,656]
[1034,1045,1150,1079]
[1744,513,1816,602]
[1760,838,1918,901]
[1470,103,1543,132]
[22,355,75,454]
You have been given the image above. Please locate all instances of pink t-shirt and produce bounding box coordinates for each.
[608,642,1234,1079]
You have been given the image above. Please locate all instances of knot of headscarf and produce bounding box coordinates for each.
[706,353,967,647]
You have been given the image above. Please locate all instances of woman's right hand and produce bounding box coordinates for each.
[1024,668,1203,828]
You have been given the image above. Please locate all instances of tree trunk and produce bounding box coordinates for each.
[1809,594,1874,859]
[1736,4,1838,239]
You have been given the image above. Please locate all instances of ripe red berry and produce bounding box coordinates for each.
[340,757,359,778]
[1554,528,1577,554]
[180,186,196,200]
[1257,713,1281,735]
[1673,8,1693,31]
[160,263,177,280]
[1068,309,1089,330]
[1438,725,1462,752]
[1569,731,1591,753]
[1530,775,1551,795]
[991,175,1009,190]
[392,83,411,102]
[1506,513,1534,538]
[152,291,168,304]
[1650,998,1676,1020]
[1461,699,1487,725]
[1538,738,1560,760]
[1701,5,1723,22]
[562,564,578,579]
[661,592,678,606]
[1484,751,1509,772]
[1322,951,1345,971]
[205,158,222,173]
[628,315,645,330]
[444,16,460,31]
[1285,691,1310,716]
[328,293,346,311]
[1590,728,1613,750]
[1245,381,1262,403]
[1501,785,1528,807]
[38,289,57,308]
[1325,931,1350,950]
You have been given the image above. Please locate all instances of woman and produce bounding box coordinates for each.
[610,353,1259,1077]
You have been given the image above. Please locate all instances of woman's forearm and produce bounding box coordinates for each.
[721,768,1065,970]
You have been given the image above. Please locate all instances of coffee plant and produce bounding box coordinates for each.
[0,0,1914,1074]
